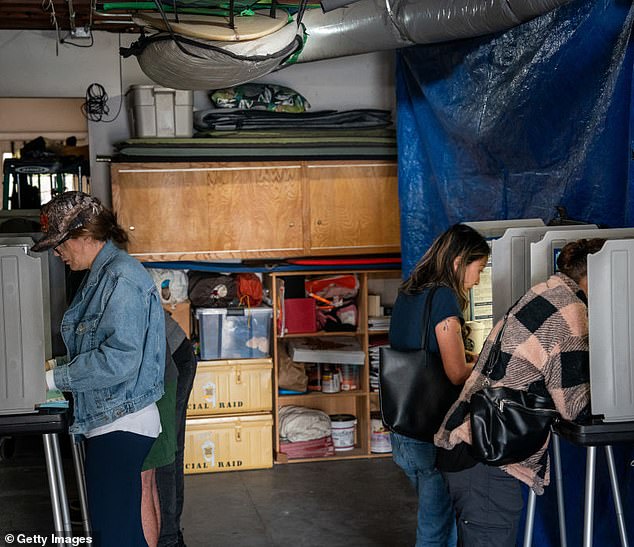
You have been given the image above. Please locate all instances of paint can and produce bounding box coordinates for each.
[329,414,357,451]
[370,412,392,453]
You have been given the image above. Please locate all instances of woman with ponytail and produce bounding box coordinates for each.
[32,191,165,546]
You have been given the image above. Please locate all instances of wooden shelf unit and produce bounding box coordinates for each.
[271,269,401,463]
[108,156,403,467]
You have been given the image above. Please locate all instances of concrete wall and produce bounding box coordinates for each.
[0,30,395,207]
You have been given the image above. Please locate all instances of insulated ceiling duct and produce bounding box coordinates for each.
[297,0,573,62]
[126,0,572,89]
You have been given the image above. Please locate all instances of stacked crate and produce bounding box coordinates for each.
[184,306,274,474]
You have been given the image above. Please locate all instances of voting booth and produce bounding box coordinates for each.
[500,230,634,547]
[0,235,66,414]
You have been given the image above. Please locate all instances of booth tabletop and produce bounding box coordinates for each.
[0,408,69,436]
[554,418,634,446]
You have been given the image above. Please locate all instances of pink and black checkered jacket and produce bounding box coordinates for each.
[434,273,591,494]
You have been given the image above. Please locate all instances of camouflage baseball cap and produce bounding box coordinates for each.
[31,191,105,252]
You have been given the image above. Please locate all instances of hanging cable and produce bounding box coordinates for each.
[81,35,124,123]
[42,0,62,54]
[60,31,95,47]
[81,83,110,121]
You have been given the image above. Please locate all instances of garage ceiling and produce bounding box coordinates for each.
[0,1,139,32]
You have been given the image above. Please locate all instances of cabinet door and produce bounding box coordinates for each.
[112,162,304,260]
[112,163,210,259]
[204,163,304,257]
[306,161,400,255]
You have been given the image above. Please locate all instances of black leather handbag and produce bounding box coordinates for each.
[469,317,560,466]
[379,287,462,442]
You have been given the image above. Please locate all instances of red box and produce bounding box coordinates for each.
[284,298,317,334]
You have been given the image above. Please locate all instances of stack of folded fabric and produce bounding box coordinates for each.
[278,405,335,459]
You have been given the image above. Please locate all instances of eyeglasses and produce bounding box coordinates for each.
[53,234,71,252]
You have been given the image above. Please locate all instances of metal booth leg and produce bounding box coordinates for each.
[552,434,568,547]
[70,436,91,535]
[523,489,537,547]
[522,432,568,547]
[583,446,597,547]
[605,445,630,547]
[43,433,72,536]
[50,433,72,534]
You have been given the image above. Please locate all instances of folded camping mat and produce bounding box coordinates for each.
[113,127,397,160]
[193,108,393,131]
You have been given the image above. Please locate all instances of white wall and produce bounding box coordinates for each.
[0,30,395,206]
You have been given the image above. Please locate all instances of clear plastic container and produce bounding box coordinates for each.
[196,307,272,360]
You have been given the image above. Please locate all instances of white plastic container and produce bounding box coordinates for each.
[329,414,357,451]
[465,320,486,354]
[126,85,193,138]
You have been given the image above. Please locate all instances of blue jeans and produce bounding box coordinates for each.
[391,433,457,547]
[155,340,198,547]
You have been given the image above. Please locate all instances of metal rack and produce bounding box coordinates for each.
[2,157,90,210]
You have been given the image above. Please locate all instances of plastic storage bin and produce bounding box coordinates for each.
[184,414,273,474]
[187,358,273,416]
[196,307,272,360]
[126,85,193,138]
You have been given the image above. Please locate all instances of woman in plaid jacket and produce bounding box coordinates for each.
[434,238,605,547]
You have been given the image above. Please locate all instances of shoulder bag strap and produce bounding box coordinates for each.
[482,294,526,378]
[481,314,508,378]
[420,286,438,351]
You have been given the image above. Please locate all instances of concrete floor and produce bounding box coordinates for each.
[0,436,418,546]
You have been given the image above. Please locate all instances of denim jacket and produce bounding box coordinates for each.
[53,240,165,435]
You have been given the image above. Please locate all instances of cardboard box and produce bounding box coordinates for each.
[187,358,273,417]
[196,307,272,360]
[163,301,191,338]
[184,414,273,474]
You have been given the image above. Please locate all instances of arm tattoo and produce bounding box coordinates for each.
[441,318,460,334]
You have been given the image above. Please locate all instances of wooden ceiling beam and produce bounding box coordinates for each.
[0,1,139,31]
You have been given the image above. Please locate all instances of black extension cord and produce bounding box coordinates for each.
[81,83,111,122]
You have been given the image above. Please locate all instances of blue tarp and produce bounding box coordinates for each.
[397,0,634,277]
[396,1,634,545]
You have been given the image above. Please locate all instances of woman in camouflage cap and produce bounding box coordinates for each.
[33,191,165,546]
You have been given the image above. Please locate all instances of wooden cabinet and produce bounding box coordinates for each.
[110,160,399,261]
[270,269,401,463]
[306,162,400,254]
